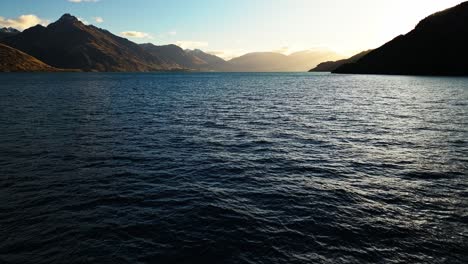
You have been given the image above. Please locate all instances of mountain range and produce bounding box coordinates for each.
[221,50,342,72]
[2,1,467,75]
[1,14,176,72]
[0,14,340,72]
[333,1,468,76]
[139,43,222,71]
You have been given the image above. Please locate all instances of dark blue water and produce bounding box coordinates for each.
[0,73,467,264]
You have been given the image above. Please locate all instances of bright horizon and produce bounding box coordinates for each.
[0,0,464,59]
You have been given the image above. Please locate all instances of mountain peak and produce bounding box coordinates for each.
[0,27,20,33]
[47,13,84,29]
[58,13,79,23]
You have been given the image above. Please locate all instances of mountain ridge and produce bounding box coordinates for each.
[333,1,468,76]
[1,14,180,72]
[0,13,345,72]
[140,43,211,71]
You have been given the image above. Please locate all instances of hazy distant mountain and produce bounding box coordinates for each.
[140,43,212,70]
[140,44,229,71]
[224,52,288,72]
[186,49,226,66]
[285,50,343,72]
[334,1,468,75]
[0,43,63,72]
[0,27,20,40]
[219,50,342,72]
[310,50,372,72]
[1,14,179,72]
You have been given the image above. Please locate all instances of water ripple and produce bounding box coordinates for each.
[0,73,467,264]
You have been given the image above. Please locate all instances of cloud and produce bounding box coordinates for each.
[121,31,152,39]
[0,14,49,31]
[175,41,208,50]
[68,0,99,3]
[94,17,104,23]
[168,31,177,36]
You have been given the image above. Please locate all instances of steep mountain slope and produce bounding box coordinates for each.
[0,43,62,72]
[310,50,372,72]
[1,14,179,72]
[334,2,468,75]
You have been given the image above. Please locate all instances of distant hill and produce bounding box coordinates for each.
[140,44,229,71]
[0,43,63,72]
[186,49,226,67]
[141,44,338,72]
[285,50,343,72]
[224,52,289,72]
[310,50,372,72]
[140,43,216,70]
[1,14,179,72]
[219,50,342,72]
[334,1,468,76]
[0,27,20,40]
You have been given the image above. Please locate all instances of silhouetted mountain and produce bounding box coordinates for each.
[334,2,468,76]
[1,14,179,72]
[310,50,372,72]
[218,50,342,72]
[0,27,20,40]
[0,43,63,72]
[140,43,209,70]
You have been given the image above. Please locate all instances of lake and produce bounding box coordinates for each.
[0,73,467,263]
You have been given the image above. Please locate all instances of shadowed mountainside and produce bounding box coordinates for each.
[310,50,372,72]
[1,14,180,72]
[0,43,67,72]
[334,1,468,76]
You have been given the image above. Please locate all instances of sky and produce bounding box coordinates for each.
[0,0,464,59]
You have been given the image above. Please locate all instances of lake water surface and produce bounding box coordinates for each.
[0,73,467,263]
